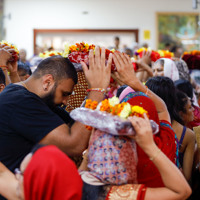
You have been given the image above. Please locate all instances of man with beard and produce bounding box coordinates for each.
[0,46,112,175]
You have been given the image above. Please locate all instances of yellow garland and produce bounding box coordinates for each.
[0,40,19,54]
[39,50,63,58]
[157,50,174,58]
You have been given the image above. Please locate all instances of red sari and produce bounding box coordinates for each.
[121,92,177,187]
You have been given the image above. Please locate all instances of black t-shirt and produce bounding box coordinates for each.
[0,84,64,172]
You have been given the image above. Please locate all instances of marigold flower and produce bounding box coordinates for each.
[131,105,147,115]
[69,45,77,52]
[85,98,148,120]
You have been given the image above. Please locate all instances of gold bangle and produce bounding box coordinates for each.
[149,149,161,161]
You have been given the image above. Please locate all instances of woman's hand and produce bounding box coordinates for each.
[112,52,138,86]
[129,114,155,152]
[81,47,112,90]
[138,50,151,66]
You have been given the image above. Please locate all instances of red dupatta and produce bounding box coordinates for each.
[24,145,83,200]
[121,92,177,187]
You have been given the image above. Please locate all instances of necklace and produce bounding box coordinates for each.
[20,81,28,90]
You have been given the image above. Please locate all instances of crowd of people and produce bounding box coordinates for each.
[0,38,199,200]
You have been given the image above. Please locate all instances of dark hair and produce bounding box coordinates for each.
[125,48,133,57]
[116,85,128,97]
[165,42,170,47]
[176,90,188,114]
[115,36,120,41]
[170,45,182,53]
[170,45,177,53]
[0,68,5,85]
[18,62,32,75]
[146,76,182,123]
[174,79,193,100]
[32,56,78,84]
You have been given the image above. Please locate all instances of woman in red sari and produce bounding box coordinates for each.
[106,114,191,200]
[112,52,179,187]
[79,52,191,200]
[120,90,177,187]
[79,110,191,200]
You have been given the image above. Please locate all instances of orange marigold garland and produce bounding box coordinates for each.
[84,97,149,130]
[68,42,95,54]
[85,99,98,130]
[183,50,200,56]
[85,99,98,110]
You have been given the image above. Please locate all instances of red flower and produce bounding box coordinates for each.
[151,51,160,62]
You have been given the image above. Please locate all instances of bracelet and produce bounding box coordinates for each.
[145,86,149,96]
[87,88,106,95]
[149,149,161,161]
[0,65,8,70]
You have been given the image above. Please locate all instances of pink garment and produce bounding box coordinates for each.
[119,86,135,102]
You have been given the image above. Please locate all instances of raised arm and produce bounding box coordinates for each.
[7,60,21,83]
[0,46,13,85]
[0,162,19,200]
[136,50,153,79]
[113,52,170,122]
[2,46,20,83]
[129,115,191,200]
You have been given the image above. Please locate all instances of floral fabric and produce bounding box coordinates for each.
[88,129,138,185]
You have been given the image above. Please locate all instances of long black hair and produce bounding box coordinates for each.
[146,76,182,123]
[174,79,193,100]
